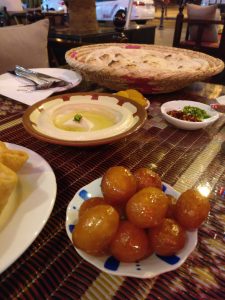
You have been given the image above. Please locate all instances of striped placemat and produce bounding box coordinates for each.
[0,89,225,299]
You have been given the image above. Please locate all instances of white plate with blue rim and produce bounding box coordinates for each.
[66,177,197,278]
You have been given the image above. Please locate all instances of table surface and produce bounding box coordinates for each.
[0,80,225,299]
[49,24,157,39]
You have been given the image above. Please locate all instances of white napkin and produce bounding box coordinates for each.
[0,68,82,106]
[216,95,225,105]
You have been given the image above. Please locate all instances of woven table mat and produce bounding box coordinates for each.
[0,86,225,299]
[0,120,224,299]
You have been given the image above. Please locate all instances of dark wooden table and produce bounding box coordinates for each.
[48,24,156,66]
[0,80,225,299]
[49,24,156,44]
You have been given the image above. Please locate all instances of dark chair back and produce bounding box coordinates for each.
[0,6,10,26]
[173,2,225,61]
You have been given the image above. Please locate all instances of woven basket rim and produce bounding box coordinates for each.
[65,43,224,92]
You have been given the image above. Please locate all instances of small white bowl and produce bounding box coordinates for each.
[161,100,220,130]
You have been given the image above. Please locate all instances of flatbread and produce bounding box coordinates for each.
[82,46,209,75]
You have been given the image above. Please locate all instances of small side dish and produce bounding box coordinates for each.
[23,93,147,147]
[161,100,219,130]
[66,166,209,278]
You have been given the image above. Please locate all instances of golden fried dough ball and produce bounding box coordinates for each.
[101,166,137,205]
[72,205,119,256]
[174,189,210,230]
[134,167,162,191]
[78,197,105,218]
[148,218,186,256]
[126,187,169,228]
[110,220,151,262]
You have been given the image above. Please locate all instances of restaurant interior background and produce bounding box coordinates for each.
[14,0,225,85]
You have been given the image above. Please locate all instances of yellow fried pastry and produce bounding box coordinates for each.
[0,162,18,215]
[0,141,7,152]
[0,149,29,172]
[0,141,29,172]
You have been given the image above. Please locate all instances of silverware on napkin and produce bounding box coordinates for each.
[8,66,71,90]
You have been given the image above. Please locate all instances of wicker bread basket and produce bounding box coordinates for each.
[65,43,224,94]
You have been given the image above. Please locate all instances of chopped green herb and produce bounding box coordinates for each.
[182,106,210,121]
[73,114,82,122]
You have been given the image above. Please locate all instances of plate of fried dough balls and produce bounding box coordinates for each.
[66,166,210,278]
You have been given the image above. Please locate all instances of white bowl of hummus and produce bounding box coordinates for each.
[23,92,147,146]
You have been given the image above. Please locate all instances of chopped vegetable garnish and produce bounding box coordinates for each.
[167,106,210,122]
[183,106,210,121]
[73,114,83,122]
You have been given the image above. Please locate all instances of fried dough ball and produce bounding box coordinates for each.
[78,197,105,218]
[126,187,169,228]
[72,205,119,256]
[165,194,177,218]
[148,218,186,256]
[110,220,151,262]
[174,189,210,230]
[101,166,137,205]
[134,167,162,191]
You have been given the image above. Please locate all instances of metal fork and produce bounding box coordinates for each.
[9,66,71,90]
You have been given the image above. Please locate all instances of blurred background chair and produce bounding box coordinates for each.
[173,1,225,61]
[0,6,10,26]
[0,0,24,12]
[0,19,49,74]
[0,0,43,25]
